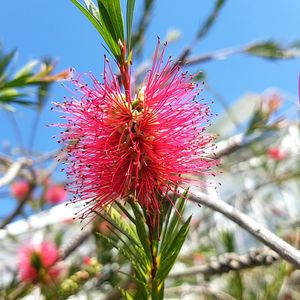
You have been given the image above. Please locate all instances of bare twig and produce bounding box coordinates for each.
[0,184,35,229]
[170,247,279,278]
[212,133,244,159]
[0,158,31,187]
[186,45,245,66]
[59,226,93,260]
[0,157,36,229]
[166,284,235,300]
[189,190,300,268]
[176,0,227,66]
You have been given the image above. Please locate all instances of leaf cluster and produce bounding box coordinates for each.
[95,191,191,300]
[0,45,68,111]
[70,0,135,62]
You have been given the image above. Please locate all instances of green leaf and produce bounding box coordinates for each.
[156,216,191,284]
[105,207,140,246]
[0,98,35,106]
[0,89,35,106]
[246,41,300,59]
[99,210,139,249]
[158,195,173,237]
[262,262,288,299]
[115,201,136,224]
[97,2,118,42]
[96,208,149,273]
[0,93,27,103]
[119,270,148,300]
[219,230,236,252]
[0,74,29,89]
[97,0,124,60]
[129,201,152,262]
[126,0,135,52]
[133,277,149,300]
[98,0,124,41]
[0,49,16,78]
[197,0,226,40]
[246,109,269,135]
[70,0,120,58]
[14,60,38,79]
[120,289,134,300]
[192,71,206,82]
[96,231,146,274]
[114,232,147,272]
[160,190,188,256]
[83,0,100,19]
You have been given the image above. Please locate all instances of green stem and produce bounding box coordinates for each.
[146,215,161,300]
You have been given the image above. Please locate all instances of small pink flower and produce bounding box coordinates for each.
[268,147,287,161]
[193,253,205,264]
[18,241,60,283]
[11,180,30,201]
[45,184,68,204]
[83,256,92,265]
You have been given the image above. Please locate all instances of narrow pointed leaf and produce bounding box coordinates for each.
[14,60,38,79]
[156,216,191,283]
[83,0,99,19]
[96,232,146,274]
[0,49,16,76]
[70,0,120,58]
[126,0,135,51]
[197,0,226,40]
[129,201,152,262]
[97,2,118,42]
[98,0,124,41]
[115,201,136,224]
[246,41,300,59]
[120,289,134,300]
[160,190,188,256]
[99,210,140,247]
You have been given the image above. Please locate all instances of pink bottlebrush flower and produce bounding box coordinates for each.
[11,180,30,201]
[268,147,287,161]
[55,41,217,220]
[45,184,68,204]
[18,241,60,283]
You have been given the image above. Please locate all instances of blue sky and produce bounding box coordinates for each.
[0,0,299,214]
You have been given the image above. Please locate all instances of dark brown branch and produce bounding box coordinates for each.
[59,226,93,260]
[166,284,235,300]
[170,247,279,278]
